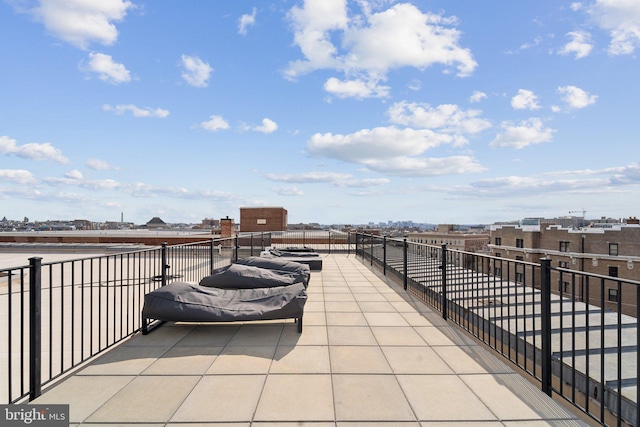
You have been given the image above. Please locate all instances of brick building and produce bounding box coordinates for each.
[239,207,288,232]
[407,224,489,252]
[489,219,640,315]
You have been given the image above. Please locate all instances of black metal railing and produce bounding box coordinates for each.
[1,237,236,404]
[267,230,352,253]
[1,230,354,404]
[354,232,640,427]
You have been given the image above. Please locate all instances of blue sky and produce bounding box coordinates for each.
[1,0,639,226]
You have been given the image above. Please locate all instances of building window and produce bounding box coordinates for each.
[495,237,502,246]
[562,282,571,293]
[559,261,569,268]
[609,243,619,256]
[516,272,525,283]
[608,289,619,302]
[559,241,570,252]
[609,266,618,278]
[516,239,524,248]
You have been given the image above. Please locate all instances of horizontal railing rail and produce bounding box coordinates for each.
[353,231,639,427]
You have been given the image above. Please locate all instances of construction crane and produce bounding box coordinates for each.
[569,209,586,218]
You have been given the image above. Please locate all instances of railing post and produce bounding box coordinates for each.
[234,235,239,262]
[250,234,254,257]
[352,232,356,257]
[403,238,408,290]
[540,258,553,396]
[209,238,215,272]
[29,257,42,401]
[441,244,447,320]
[161,242,168,287]
[370,235,374,266]
[261,232,265,251]
[383,236,387,276]
[328,231,331,254]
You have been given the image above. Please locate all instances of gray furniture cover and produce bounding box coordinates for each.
[262,249,323,271]
[199,263,306,289]
[234,257,310,287]
[142,282,307,333]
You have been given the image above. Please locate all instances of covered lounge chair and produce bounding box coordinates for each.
[142,262,308,334]
[260,248,323,271]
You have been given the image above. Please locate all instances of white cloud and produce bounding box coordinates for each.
[64,169,83,180]
[336,178,390,187]
[363,156,485,176]
[181,54,213,88]
[0,135,69,163]
[469,91,487,103]
[557,85,597,109]
[86,158,119,170]
[253,118,278,134]
[266,171,352,184]
[443,163,640,198]
[285,0,349,78]
[239,7,257,35]
[200,115,230,131]
[306,126,484,176]
[407,79,421,91]
[285,1,476,93]
[588,0,640,55]
[489,118,555,149]
[0,169,37,185]
[308,126,453,163]
[30,0,133,49]
[519,36,542,51]
[559,31,593,59]
[323,77,390,99]
[273,186,304,196]
[342,4,476,76]
[387,101,491,135]
[103,104,169,118]
[511,89,541,110]
[265,171,390,188]
[85,52,131,84]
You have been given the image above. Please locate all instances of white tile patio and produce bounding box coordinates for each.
[32,254,588,426]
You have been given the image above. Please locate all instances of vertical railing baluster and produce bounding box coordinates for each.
[441,244,447,320]
[161,243,168,287]
[540,258,552,396]
[383,236,387,276]
[403,238,408,290]
[210,238,215,272]
[29,257,42,401]
[636,284,639,427]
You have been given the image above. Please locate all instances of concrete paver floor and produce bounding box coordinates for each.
[33,254,588,426]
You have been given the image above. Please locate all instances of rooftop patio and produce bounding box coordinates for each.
[31,254,587,425]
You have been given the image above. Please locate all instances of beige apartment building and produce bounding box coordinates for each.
[489,218,640,315]
[407,224,489,252]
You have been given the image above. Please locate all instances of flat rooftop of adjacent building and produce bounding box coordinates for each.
[31,254,588,425]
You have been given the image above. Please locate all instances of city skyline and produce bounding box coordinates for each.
[1,1,639,225]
